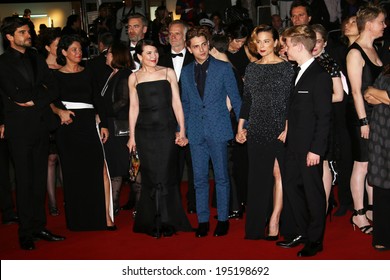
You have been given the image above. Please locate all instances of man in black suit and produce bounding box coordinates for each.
[276,25,332,257]
[0,17,65,250]
[158,20,196,213]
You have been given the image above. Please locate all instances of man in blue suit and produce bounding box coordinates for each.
[181,26,241,237]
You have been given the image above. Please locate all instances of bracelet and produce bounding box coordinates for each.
[359,117,369,126]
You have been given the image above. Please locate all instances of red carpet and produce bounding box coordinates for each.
[1,182,389,260]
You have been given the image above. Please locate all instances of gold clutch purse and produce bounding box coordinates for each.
[129,150,140,182]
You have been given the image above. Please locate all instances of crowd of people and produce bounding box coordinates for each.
[0,0,389,257]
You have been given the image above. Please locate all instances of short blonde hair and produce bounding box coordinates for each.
[356,4,386,33]
[282,24,316,52]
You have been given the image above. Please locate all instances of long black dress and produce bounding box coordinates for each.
[133,76,192,236]
[53,68,108,231]
[240,61,294,239]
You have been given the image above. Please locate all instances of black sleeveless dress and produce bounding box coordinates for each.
[133,76,192,236]
[347,42,382,162]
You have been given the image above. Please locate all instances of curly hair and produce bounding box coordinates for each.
[56,34,82,66]
[248,25,280,55]
[185,26,210,47]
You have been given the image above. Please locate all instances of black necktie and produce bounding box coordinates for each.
[171,53,183,58]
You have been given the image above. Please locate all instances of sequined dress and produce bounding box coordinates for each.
[240,61,294,239]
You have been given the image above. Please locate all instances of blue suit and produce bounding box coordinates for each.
[181,56,241,222]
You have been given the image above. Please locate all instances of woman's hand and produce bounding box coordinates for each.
[58,109,75,125]
[14,100,34,107]
[277,129,287,143]
[100,127,109,144]
[235,128,247,144]
[127,136,136,152]
[361,125,369,139]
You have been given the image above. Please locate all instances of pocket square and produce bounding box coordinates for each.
[298,90,309,94]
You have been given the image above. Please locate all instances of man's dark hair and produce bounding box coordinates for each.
[290,0,312,17]
[186,26,211,47]
[210,34,229,53]
[1,16,29,42]
[98,32,114,48]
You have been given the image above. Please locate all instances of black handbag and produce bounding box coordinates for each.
[113,119,129,137]
[129,149,140,181]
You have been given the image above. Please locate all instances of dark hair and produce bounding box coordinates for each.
[56,34,82,65]
[210,34,229,53]
[66,14,80,28]
[290,0,312,17]
[186,26,211,47]
[0,16,29,41]
[226,21,249,40]
[248,25,280,54]
[134,39,157,63]
[110,41,135,70]
[38,27,61,57]
[98,32,114,47]
[128,13,148,27]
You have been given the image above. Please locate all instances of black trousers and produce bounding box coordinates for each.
[0,139,16,221]
[8,131,49,239]
[284,150,326,243]
[373,186,390,248]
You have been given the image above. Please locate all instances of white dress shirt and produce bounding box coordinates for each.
[171,48,187,81]
[295,57,315,85]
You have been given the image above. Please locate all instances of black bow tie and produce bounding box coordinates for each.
[171,53,183,58]
[129,46,135,51]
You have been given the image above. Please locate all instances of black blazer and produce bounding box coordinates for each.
[287,59,332,157]
[0,48,58,138]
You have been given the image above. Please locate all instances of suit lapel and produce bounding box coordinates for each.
[187,62,203,104]
[295,60,315,89]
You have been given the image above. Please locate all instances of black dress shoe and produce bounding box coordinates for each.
[195,222,209,238]
[213,220,229,237]
[276,235,306,248]
[228,210,243,220]
[120,201,134,211]
[33,229,65,242]
[297,241,323,257]
[19,238,35,250]
[2,216,19,225]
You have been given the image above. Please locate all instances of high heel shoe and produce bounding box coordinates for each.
[365,204,373,223]
[350,208,373,235]
[106,225,117,231]
[264,223,279,241]
[161,224,176,237]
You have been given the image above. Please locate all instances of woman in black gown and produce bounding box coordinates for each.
[51,35,115,231]
[102,42,134,216]
[127,39,192,238]
[236,25,294,240]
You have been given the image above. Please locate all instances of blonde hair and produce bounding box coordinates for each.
[282,24,316,52]
[356,4,386,33]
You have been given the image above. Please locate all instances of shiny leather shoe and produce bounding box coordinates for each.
[297,241,323,257]
[19,238,35,250]
[195,222,209,238]
[213,220,229,237]
[228,210,243,220]
[33,229,65,242]
[276,235,306,248]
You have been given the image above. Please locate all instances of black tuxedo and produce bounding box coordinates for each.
[158,48,196,211]
[0,47,57,240]
[284,59,332,243]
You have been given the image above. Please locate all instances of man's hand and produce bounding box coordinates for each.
[306,151,320,167]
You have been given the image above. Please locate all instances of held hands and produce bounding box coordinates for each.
[100,128,109,144]
[175,132,188,147]
[306,152,320,167]
[235,129,247,144]
[59,109,75,125]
